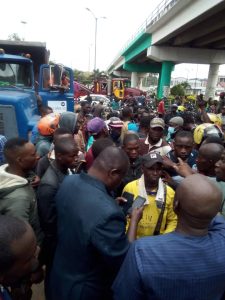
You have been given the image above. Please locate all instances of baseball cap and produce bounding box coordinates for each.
[142,152,163,167]
[108,117,124,128]
[169,116,184,126]
[87,117,106,135]
[171,103,178,108]
[150,117,165,130]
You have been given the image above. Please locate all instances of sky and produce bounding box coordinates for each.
[0,0,225,79]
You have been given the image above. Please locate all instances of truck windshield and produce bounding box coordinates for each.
[124,80,131,88]
[0,61,32,88]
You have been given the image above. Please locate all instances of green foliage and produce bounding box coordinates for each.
[8,33,23,41]
[180,81,191,89]
[170,84,185,96]
[73,68,107,85]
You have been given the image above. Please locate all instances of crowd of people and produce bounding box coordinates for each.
[1,92,225,299]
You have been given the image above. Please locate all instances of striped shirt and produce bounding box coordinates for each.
[113,216,225,300]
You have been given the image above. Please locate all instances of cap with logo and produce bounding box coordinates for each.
[141,152,163,167]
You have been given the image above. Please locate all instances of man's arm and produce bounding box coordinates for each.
[163,187,177,234]
[112,242,145,300]
[37,183,58,234]
[91,212,130,274]
[4,188,33,222]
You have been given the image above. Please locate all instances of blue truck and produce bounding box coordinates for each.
[0,40,74,139]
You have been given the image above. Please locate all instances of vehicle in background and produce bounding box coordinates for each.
[74,78,145,101]
[74,81,92,101]
[79,94,110,106]
[92,78,145,100]
[0,40,74,139]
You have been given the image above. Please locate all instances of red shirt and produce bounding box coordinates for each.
[158,100,165,114]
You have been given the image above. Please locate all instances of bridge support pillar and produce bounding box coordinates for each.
[205,64,220,101]
[157,61,174,98]
[131,72,138,88]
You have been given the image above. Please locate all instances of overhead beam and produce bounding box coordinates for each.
[173,11,225,46]
[193,28,225,46]
[147,45,225,64]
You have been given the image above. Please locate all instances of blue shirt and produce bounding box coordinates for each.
[113,216,225,300]
[48,172,129,300]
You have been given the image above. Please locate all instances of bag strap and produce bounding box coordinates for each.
[153,184,167,236]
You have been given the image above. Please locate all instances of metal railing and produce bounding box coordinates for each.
[108,0,179,70]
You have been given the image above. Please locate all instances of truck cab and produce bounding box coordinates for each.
[0,40,74,139]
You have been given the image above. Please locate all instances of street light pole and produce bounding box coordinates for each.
[20,21,27,41]
[94,17,97,72]
[86,8,106,73]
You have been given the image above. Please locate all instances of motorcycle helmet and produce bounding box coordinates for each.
[194,123,223,145]
[38,112,60,136]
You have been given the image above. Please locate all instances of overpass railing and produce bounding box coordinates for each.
[108,0,179,70]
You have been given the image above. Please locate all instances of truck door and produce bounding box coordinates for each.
[113,80,124,100]
[38,64,74,113]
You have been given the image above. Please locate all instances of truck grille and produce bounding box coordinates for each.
[0,105,18,138]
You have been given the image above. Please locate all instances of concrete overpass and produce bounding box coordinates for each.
[107,0,225,99]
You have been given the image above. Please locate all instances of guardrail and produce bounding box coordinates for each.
[108,0,179,70]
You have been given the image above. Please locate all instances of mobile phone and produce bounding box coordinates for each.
[131,196,146,210]
[121,192,134,215]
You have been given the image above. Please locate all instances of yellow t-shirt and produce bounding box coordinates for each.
[123,180,177,239]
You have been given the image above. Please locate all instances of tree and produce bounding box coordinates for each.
[170,84,185,96]
[8,33,23,41]
[180,81,191,90]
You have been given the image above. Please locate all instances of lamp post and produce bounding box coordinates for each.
[86,8,106,72]
[20,21,27,41]
[88,44,92,72]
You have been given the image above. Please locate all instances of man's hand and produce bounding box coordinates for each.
[115,197,127,206]
[30,175,40,188]
[173,157,195,177]
[162,156,175,168]
[130,206,144,223]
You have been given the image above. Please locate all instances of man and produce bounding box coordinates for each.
[140,117,171,156]
[164,103,178,125]
[93,99,104,118]
[115,133,142,197]
[157,97,165,117]
[123,152,177,238]
[113,174,225,300]
[85,117,109,169]
[196,143,223,177]
[0,216,40,300]
[166,116,184,143]
[120,106,133,142]
[85,92,92,104]
[217,104,225,132]
[48,147,143,300]
[0,138,41,242]
[37,137,79,267]
[165,130,198,184]
[173,142,224,180]
[30,106,53,145]
[108,117,124,146]
[214,150,225,217]
[36,128,73,179]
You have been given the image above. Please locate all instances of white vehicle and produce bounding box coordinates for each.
[80,94,110,106]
